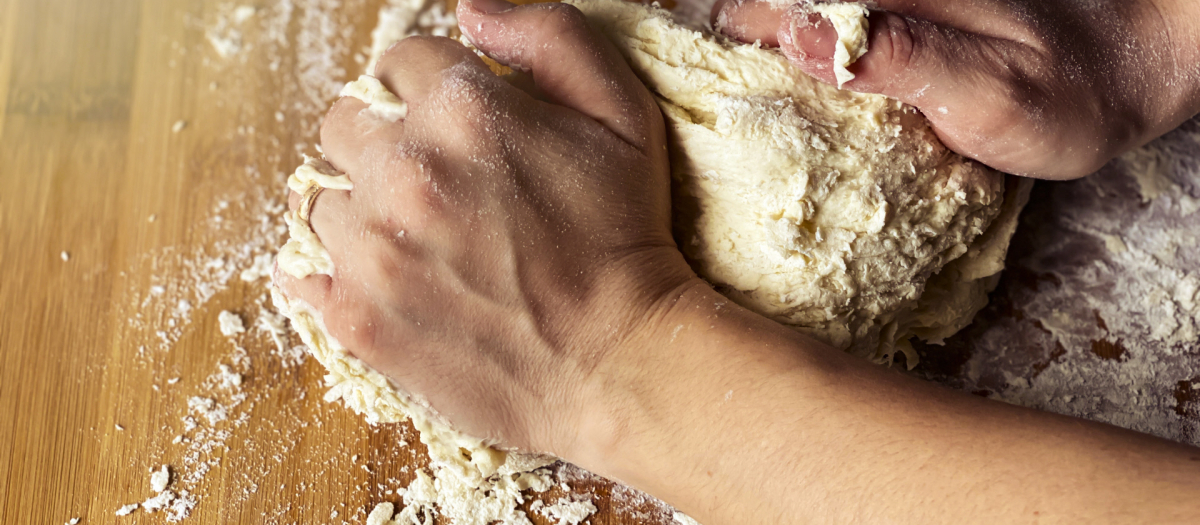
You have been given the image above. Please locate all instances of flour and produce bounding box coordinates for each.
[206,4,258,59]
[532,495,599,524]
[918,117,1200,445]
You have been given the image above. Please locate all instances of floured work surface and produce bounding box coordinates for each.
[2,0,1200,524]
[915,116,1200,444]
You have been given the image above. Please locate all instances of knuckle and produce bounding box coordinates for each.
[878,13,919,78]
[378,36,470,76]
[542,3,589,32]
[328,288,381,355]
[319,97,359,145]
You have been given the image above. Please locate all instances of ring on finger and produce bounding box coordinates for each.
[298,184,324,227]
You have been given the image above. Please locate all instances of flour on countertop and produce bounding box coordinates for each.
[917,116,1200,445]
[115,0,1200,524]
[532,495,599,525]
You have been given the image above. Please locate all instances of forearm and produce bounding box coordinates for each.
[1148,0,1200,125]
[574,279,1200,524]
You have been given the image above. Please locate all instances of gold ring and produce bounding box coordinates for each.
[298,184,323,226]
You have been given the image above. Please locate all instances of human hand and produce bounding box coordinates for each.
[712,0,1200,179]
[275,0,698,455]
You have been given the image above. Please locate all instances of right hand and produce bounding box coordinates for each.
[712,0,1200,179]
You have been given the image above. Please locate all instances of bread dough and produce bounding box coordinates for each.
[569,0,1022,365]
[810,2,871,87]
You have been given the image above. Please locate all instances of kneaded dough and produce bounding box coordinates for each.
[569,0,1025,364]
[810,2,871,87]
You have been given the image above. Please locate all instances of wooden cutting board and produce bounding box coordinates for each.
[3,0,1197,523]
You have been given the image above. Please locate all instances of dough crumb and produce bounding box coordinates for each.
[171,120,188,133]
[60,251,70,262]
[150,465,171,493]
[217,310,245,336]
[115,503,138,516]
[811,2,870,87]
[365,502,395,525]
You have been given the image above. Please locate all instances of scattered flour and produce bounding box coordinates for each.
[532,495,599,525]
[918,116,1200,445]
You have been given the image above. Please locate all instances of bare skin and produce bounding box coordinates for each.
[714,0,1200,179]
[274,0,1200,522]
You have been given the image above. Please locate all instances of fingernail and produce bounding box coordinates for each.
[784,12,837,60]
[468,0,515,14]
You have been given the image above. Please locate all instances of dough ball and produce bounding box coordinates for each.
[570,0,1025,365]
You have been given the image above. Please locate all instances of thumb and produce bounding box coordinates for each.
[777,6,1034,161]
[779,7,994,107]
[456,0,663,151]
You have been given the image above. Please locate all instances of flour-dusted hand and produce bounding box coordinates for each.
[275,0,697,455]
[713,0,1200,179]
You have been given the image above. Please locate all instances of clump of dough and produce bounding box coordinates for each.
[570,0,1024,365]
[810,2,871,87]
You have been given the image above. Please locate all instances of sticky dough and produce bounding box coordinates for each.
[810,2,871,87]
[569,0,1027,365]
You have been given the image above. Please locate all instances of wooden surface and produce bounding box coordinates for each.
[4,0,1199,523]
[0,0,654,522]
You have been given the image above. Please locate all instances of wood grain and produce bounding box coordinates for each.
[5,0,1197,523]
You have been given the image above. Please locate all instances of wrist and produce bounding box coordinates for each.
[564,276,839,485]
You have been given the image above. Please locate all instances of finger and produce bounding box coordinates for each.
[273,267,333,312]
[715,0,1037,52]
[301,185,357,264]
[712,0,788,45]
[779,9,1009,105]
[456,0,663,151]
[319,96,405,183]
[778,8,1058,175]
[372,36,488,110]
